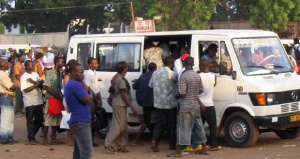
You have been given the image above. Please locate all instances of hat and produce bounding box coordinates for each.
[181,53,190,62]
[48,47,53,51]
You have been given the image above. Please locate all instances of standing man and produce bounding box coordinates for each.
[14,54,25,115]
[170,57,208,157]
[42,47,55,73]
[0,60,16,144]
[199,59,219,151]
[132,62,157,146]
[292,38,300,65]
[42,56,64,145]
[65,63,93,159]
[84,57,102,147]
[21,60,44,144]
[144,40,165,69]
[149,57,178,152]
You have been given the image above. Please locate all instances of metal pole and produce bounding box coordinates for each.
[130,1,135,32]
[87,24,90,34]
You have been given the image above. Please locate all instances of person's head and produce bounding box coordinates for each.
[200,59,210,72]
[294,38,299,44]
[35,52,44,62]
[70,63,84,82]
[0,59,7,70]
[87,57,98,71]
[54,56,64,70]
[66,59,78,74]
[58,52,64,58]
[285,46,292,55]
[115,61,128,77]
[24,60,33,73]
[48,47,53,53]
[27,49,33,59]
[184,57,194,68]
[148,62,157,72]
[18,54,25,63]
[181,53,190,63]
[208,43,218,57]
[163,56,174,69]
[8,48,13,52]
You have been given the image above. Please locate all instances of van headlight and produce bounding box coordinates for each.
[267,93,276,105]
[250,93,277,106]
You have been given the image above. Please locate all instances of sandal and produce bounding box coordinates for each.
[166,152,183,158]
[151,145,159,152]
[118,147,130,153]
[104,146,118,154]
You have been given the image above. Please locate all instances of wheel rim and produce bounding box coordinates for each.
[229,119,248,142]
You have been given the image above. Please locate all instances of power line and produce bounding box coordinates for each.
[3,2,130,13]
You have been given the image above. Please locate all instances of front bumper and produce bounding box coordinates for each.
[254,112,300,130]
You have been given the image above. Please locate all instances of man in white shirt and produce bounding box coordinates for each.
[149,56,178,152]
[20,60,44,145]
[198,59,219,151]
[84,57,102,147]
[42,47,55,71]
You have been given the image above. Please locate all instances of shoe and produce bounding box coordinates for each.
[104,146,118,154]
[182,146,195,152]
[194,145,203,151]
[209,146,222,151]
[151,145,159,152]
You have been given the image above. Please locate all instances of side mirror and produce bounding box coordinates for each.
[220,62,228,75]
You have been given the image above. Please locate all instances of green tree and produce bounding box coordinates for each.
[0,23,5,34]
[138,0,217,31]
[0,0,133,34]
[249,0,295,32]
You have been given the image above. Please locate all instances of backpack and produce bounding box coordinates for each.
[92,107,109,131]
[293,45,300,61]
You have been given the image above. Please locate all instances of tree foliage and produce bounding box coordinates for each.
[0,0,132,34]
[249,0,295,32]
[138,0,216,31]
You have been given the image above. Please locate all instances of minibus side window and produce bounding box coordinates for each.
[96,43,141,72]
[198,41,219,73]
[220,41,233,75]
[77,43,92,70]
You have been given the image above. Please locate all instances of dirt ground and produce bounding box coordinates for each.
[0,115,300,159]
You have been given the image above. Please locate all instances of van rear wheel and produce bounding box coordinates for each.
[275,127,300,139]
[224,112,259,147]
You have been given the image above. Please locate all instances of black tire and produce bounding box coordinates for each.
[224,112,259,148]
[275,127,300,139]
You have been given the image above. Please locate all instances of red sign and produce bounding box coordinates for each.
[134,20,155,33]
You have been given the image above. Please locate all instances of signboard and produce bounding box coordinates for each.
[134,20,155,33]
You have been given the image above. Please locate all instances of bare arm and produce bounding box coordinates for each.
[120,89,137,115]
[23,81,40,93]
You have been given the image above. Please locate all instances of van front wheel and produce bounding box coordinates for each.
[224,112,259,147]
[274,127,300,139]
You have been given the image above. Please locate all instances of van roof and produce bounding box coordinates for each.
[71,29,277,39]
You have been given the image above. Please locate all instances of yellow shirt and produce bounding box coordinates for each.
[13,62,24,87]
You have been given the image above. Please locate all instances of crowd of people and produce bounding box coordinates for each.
[0,42,222,159]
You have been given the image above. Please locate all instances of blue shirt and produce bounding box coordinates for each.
[133,72,154,107]
[64,79,91,124]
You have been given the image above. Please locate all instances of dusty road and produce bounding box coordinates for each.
[0,115,299,159]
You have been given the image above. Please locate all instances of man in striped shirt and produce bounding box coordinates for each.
[169,57,208,157]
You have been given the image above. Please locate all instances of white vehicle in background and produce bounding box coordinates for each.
[67,30,300,147]
[0,44,42,59]
[280,39,294,47]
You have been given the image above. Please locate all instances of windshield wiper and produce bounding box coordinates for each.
[245,65,267,69]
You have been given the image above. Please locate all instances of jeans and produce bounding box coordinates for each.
[70,122,92,159]
[152,107,177,149]
[15,87,24,113]
[201,106,218,148]
[25,105,44,141]
[0,95,14,143]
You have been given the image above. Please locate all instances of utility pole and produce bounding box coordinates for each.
[130,1,135,31]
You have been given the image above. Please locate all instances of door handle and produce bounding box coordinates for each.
[98,78,102,82]
[132,79,137,82]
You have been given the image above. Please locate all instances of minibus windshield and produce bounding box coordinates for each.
[232,37,293,75]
